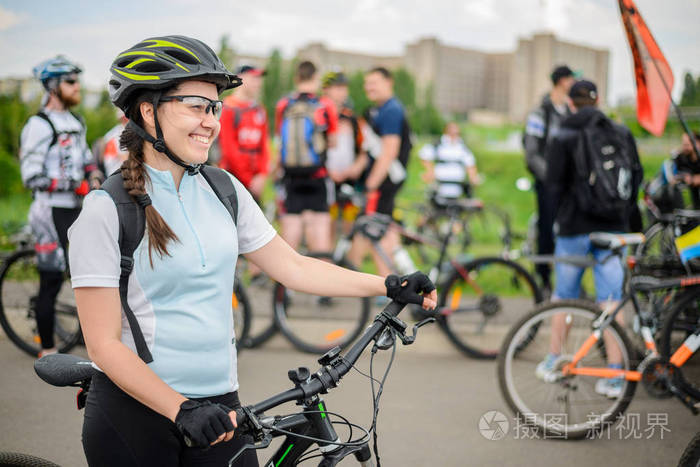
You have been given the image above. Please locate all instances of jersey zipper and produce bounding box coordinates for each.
[177,191,207,269]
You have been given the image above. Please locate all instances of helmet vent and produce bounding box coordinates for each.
[133,61,171,73]
[165,50,199,65]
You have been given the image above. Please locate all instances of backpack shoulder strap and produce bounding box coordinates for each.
[69,111,86,130]
[233,106,242,129]
[35,111,58,148]
[100,171,153,363]
[200,165,239,227]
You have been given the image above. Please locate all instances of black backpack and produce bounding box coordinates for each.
[100,165,238,363]
[572,113,636,220]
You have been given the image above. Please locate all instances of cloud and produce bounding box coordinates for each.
[0,0,698,105]
[0,5,25,31]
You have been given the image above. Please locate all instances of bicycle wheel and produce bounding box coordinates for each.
[272,252,371,354]
[678,431,700,467]
[635,221,676,257]
[465,205,512,255]
[0,249,81,357]
[437,257,542,359]
[232,281,251,351]
[0,452,61,467]
[659,287,700,400]
[235,260,278,348]
[415,208,471,267]
[498,300,636,439]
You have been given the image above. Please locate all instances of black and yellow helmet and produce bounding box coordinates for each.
[109,35,241,111]
[321,70,348,88]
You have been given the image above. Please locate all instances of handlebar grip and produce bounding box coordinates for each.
[234,407,250,433]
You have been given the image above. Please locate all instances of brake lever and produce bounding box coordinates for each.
[228,433,272,467]
[399,317,436,345]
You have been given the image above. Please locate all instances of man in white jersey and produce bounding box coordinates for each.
[419,122,480,201]
[19,56,102,357]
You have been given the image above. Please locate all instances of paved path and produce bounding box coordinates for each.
[1,321,697,467]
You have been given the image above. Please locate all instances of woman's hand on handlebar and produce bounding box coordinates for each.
[385,272,437,310]
[174,399,238,448]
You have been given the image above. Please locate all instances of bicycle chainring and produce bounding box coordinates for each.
[640,357,676,399]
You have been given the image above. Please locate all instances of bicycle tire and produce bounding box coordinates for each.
[659,286,700,400]
[437,256,542,359]
[498,299,637,439]
[0,249,81,357]
[272,252,371,354]
[232,281,252,351]
[636,221,676,258]
[235,262,279,349]
[678,431,700,467]
[0,452,61,467]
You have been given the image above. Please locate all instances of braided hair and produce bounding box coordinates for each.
[119,87,180,267]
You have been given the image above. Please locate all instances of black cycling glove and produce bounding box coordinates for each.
[175,399,235,448]
[385,272,435,305]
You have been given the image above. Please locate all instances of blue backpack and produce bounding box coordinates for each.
[279,95,327,176]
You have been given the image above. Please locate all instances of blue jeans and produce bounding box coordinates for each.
[553,234,624,302]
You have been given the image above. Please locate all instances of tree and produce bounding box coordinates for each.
[392,68,416,112]
[348,70,371,116]
[217,35,236,72]
[261,49,285,132]
[681,72,697,107]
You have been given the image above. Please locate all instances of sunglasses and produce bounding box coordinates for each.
[160,95,224,120]
[61,77,79,85]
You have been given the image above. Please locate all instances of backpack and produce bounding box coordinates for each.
[572,113,636,220]
[34,110,85,149]
[279,95,327,176]
[100,165,238,363]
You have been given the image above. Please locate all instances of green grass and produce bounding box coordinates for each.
[0,192,31,250]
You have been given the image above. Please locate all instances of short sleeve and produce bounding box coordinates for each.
[68,190,121,288]
[376,104,403,136]
[462,144,476,167]
[229,175,276,254]
[418,143,436,161]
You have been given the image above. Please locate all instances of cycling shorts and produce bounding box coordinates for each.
[281,177,334,214]
[82,372,258,467]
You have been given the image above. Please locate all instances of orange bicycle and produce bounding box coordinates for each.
[497,234,699,439]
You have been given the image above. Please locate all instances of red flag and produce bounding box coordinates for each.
[619,0,674,136]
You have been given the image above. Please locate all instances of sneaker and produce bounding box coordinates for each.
[535,353,559,382]
[594,378,624,398]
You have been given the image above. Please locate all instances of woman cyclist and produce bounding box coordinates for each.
[67,35,436,467]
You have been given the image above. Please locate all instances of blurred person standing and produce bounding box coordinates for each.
[523,65,576,294]
[322,70,368,237]
[537,80,643,396]
[19,56,102,357]
[100,110,129,176]
[419,121,480,201]
[348,67,412,277]
[275,61,338,253]
[218,64,270,202]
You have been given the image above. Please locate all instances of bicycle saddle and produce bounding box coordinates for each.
[433,196,484,212]
[34,353,95,387]
[589,232,646,250]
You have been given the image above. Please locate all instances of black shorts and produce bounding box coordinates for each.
[82,372,258,467]
[282,177,334,214]
[373,179,403,217]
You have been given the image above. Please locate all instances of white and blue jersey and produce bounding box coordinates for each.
[68,164,276,398]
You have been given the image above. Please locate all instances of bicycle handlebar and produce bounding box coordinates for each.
[233,300,408,430]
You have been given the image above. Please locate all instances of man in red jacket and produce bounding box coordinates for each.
[218,64,269,202]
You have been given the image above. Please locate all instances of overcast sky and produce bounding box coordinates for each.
[1,0,698,104]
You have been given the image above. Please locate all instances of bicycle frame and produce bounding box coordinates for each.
[560,274,700,383]
[249,396,372,467]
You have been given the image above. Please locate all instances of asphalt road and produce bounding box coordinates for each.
[1,317,697,467]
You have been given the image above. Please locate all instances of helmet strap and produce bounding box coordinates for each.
[131,93,201,176]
